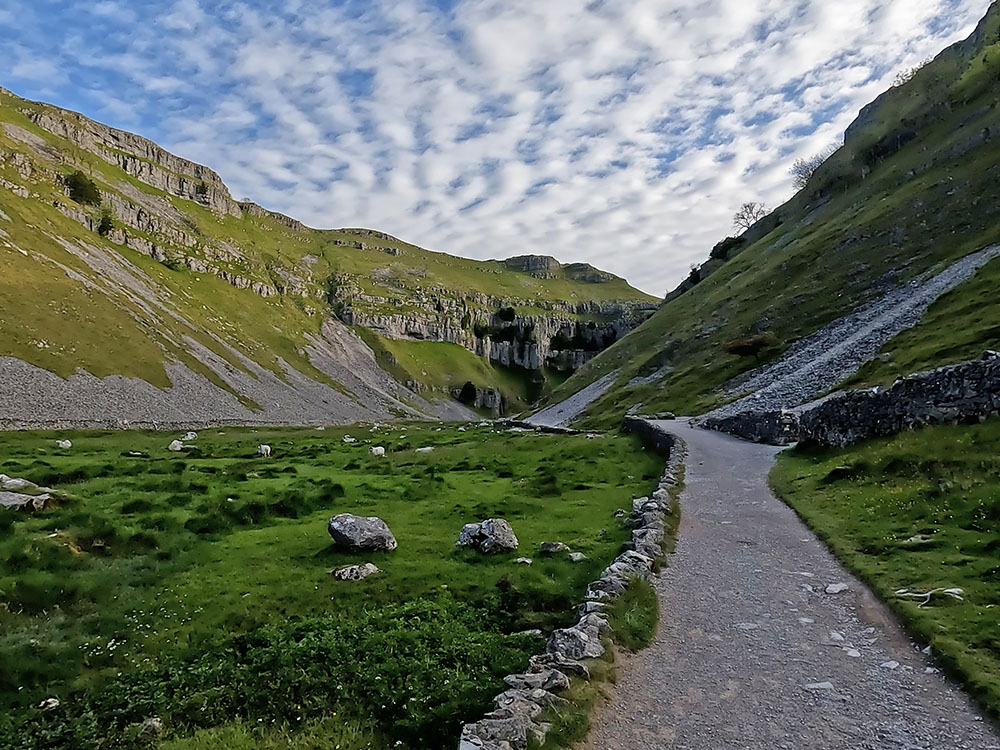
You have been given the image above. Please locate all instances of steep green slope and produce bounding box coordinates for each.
[550,2,1000,427]
[0,86,654,422]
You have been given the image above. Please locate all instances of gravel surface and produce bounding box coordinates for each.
[527,370,619,427]
[586,420,1000,750]
[706,245,1000,421]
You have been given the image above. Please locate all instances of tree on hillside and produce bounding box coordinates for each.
[790,144,839,190]
[64,170,101,206]
[733,202,767,233]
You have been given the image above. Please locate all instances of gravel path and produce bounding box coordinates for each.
[707,245,1000,420]
[586,420,999,750]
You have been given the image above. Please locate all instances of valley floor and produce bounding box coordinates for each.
[587,420,999,750]
[0,424,663,749]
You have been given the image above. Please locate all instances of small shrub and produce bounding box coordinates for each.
[96,210,115,237]
[722,331,780,363]
[64,170,101,205]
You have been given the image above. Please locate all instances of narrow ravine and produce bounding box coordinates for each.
[586,419,999,750]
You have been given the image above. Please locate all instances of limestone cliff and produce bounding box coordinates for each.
[0,85,656,423]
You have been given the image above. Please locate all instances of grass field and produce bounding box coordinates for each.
[0,424,664,748]
[771,419,1000,715]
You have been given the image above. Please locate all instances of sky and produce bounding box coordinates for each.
[0,0,992,295]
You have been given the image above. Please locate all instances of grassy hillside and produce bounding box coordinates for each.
[771,418,1000,715]
[0,85,653,416]
[0,424,664,748]
[547,3,1000,426]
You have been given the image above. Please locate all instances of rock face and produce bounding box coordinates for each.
[342,300,655,375]
[456,519,519,553]
[328,513,398,551]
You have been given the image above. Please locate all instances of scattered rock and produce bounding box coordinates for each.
[55,439,72,449]
[825,582,850,595]
[327,513,398,551]
[182,431,198,441]
[415,446,434,454]
[38,697,60,710]
[539,541,569,554]
[515,557,533,565]
[167,439,184,452]
[804,681,835,691]
[844,648,861,658]
[568,552,587,562]
[457,519,519,553]
[880,660,900,670]
[139,717,164,737]
[331,562,380,581]
[342,435,356,443]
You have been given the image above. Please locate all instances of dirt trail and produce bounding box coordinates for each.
[586,420,999,750]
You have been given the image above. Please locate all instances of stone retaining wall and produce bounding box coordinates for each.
[699,409,800,445]
[799,351,1000,447]
[459,421,685,750]
[701,352,1000,447]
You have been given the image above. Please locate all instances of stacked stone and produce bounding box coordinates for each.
[459,430,686,750]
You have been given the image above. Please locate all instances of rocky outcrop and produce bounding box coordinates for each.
[341,299,653,374]
[25,108,242,217]
[502,255,562,277]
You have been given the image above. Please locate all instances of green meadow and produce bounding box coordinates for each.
[0,424,664,748]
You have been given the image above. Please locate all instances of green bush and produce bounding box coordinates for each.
[96,210,115,237]
[64,171,101,205]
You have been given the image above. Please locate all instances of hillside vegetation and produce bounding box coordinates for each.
[0,86,653,423]
[547,3,1000,426]
[0,424,663,748]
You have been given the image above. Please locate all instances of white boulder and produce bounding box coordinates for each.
[167,440,184,452]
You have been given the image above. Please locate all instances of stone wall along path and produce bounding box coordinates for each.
[586,419,999,750]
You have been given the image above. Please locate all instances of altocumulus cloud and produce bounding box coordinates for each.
[0,0,991,293]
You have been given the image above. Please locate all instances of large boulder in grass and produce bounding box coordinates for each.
[456,518,519,553]
[327,513,398,551]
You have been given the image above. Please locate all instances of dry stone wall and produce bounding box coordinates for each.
[702,352,1000,447]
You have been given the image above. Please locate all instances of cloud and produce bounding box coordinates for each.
[0,0,992,294]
